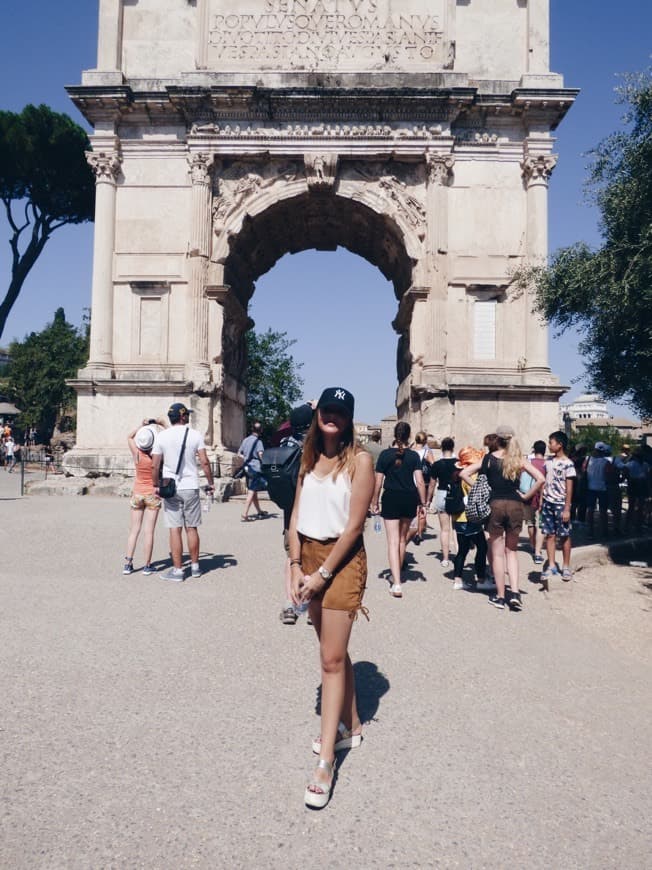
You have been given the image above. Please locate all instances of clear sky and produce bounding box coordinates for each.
[1,2,651,423]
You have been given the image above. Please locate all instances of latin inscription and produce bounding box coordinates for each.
[207,0,447,71]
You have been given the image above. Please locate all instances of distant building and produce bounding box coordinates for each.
[354,421,381,445]
[560,393,609,423]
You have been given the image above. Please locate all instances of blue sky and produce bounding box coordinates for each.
[1,2,651,423]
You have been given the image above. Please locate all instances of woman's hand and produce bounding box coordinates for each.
[297,571,327,604]
[290,564,305,605]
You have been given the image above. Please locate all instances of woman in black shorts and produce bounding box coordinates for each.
[371,421,427,598]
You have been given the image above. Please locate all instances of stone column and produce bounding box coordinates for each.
[425,152,455,368]
[85,148,121,376]
[96,0,123,71]
[187,152,214,385]
[521,151,557,371]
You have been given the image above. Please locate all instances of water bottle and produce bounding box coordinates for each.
[294,599,309,616]
[373,514,382,534]
[202,486,213,512]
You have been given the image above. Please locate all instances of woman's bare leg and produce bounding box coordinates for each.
[490,534,507,598]
[398,517,412,572]
[310,607,355,790]
[384,518,402,586]
[126,509,144,560]
[141,508,160,565]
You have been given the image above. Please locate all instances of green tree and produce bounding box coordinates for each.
[519,70,652,418]
[569,423,625,455]
[245,328,304,433]
[7,308,88,441]
[0,104,95,340]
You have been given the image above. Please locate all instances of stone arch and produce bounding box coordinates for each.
[210,176,426,438]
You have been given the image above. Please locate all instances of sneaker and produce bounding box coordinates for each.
[412,534,421,546]
[533,554,544,564]
[561,567,573,582]
[476,579,497,592]
[160,567,185,582]
[453,578,464,590]
[541,568,559,581]
[190,564,201,579]
[508,591,523,611]
[122,558,133,575]
[441,559,450,568]
[142,564,155,576]
[489,594,505,610]
[280,606,298,625]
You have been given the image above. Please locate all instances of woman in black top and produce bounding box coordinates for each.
[371,421,427,598]
[430,436,457,567]
[461,426,543,611]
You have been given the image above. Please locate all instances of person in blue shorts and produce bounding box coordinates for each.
[540,431,576,586]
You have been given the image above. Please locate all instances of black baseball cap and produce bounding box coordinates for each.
[317,387,355,418]
[168,402,193,421]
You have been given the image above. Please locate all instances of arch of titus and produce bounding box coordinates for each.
[67,0,577,472]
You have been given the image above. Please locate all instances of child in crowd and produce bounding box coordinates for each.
[540,431,576,585]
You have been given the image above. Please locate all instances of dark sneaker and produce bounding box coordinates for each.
[508,592,523,611]
[280,606,298,625]
[122,558,133,575]
[142,564,155,576]
[489,595,505,610]
[412,534,421,546]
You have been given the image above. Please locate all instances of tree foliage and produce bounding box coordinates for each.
[7,308,88,441]
[521,70,652,419]
[0,104,95,339]
[569,423,626,455]
[245,328,304,433]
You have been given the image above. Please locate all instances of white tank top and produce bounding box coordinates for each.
[297,469,352,540]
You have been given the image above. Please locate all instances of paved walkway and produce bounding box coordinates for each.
[1,471,651,868]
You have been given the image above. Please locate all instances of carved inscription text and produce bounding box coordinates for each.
[207,0,447,71]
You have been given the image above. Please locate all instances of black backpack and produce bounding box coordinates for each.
[260,437,303,511]
[444,477,465,515]
[419,450,432,484]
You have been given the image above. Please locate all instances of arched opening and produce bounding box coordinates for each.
[217,189,419,436]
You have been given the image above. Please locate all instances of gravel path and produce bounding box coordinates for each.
[1,472,651,869]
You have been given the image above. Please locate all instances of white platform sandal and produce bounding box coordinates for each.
[304,759,335,809]
[312,721,363,755]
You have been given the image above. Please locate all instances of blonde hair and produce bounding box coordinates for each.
[300,413,361,482]
[498,434,523,481]
[415,430,428,446]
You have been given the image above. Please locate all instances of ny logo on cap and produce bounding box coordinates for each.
[334,389,346,400]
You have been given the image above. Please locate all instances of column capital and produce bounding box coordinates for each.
[426,152,455,186]
[188,152,214,185]
[86,150,121,183]
[520,153,558,187]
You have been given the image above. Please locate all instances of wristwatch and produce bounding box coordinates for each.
[318,565,333,581]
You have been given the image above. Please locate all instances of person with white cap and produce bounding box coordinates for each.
[123,417,166,575]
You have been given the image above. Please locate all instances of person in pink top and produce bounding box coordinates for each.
[123,419,165,575]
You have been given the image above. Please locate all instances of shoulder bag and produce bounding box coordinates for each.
[159,428,189,499]
[465,473,492,523]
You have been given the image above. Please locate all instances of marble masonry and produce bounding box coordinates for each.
[66,0,577,473]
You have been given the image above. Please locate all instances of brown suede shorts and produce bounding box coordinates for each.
[300,535,367,616]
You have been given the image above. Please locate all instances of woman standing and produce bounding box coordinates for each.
[430,437,458,567]
[407,430,435,546]
[371,421,427,598]
[461,425,544,611]
[288,387,375,809]
[123,420,164,575]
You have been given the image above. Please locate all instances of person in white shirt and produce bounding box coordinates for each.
[151,403,214,582]
[288,387,375,809]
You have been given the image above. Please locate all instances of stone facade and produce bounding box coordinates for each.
[66,0,577,473]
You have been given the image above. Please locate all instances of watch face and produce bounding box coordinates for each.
[319,566,332,580]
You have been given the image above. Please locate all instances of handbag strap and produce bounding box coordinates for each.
[242,436,259,466]
[174,427,189,477]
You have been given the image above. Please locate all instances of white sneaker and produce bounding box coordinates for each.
[390,583,403,597]
[453,578,464,590]
[441,559,450,568]
[160,567,185,582]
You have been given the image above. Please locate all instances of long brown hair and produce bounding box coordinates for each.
[299,412,361,482]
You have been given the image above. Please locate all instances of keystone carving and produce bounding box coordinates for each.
[86,150,121,182]
[304,153,339,189]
